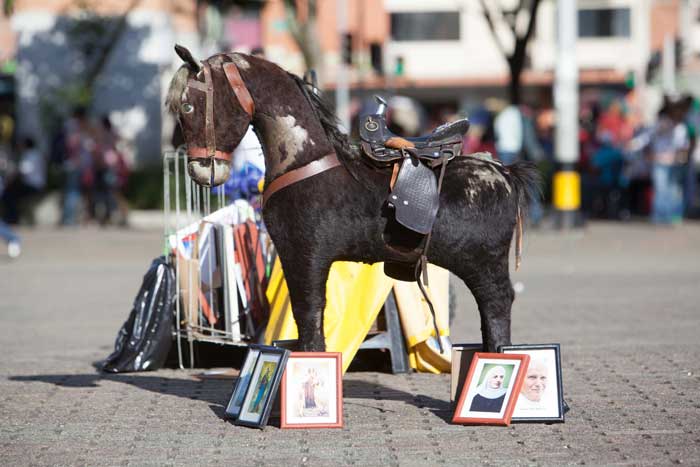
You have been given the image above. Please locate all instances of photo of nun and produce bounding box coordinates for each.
[469,365,507,413]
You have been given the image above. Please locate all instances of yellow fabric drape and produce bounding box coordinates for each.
[264,259,451,374]
[393,265,451,374]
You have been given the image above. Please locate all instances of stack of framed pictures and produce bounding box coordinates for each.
[451,344,565,426]
[225,346,344,429]
[225,345,289,429]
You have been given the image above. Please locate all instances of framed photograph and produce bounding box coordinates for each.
[500,343,565,423]
[280,352,343,429]
[234,346,289,429]
[224,345,262,419]
[450,343,483,404]
[452,352,529,426]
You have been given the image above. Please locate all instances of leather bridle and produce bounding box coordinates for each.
[183,55,343,206]
[185,58,255,163]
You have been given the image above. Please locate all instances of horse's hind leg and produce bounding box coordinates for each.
[459,251,514,352]
[280,254,332,352]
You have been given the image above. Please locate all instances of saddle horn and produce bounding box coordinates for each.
[375,95,388,116]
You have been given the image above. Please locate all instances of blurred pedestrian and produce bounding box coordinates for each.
[629,94,691,225]
[493,102,522,165]
[0,126,20,258]
[1,136,46,225]
[94,115,130,226]
[61,107,97,226]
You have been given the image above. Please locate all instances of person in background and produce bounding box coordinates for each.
[0,121,20,258]
[494,103,523,165]
[61,107,96,226]
[1,136,46,225]
[628,94,691,225]
[94,115,130,226]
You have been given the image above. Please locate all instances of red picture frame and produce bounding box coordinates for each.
[452,352,530,426]
[280,352,343,429]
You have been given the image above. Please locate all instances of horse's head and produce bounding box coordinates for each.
[167,45,255,187]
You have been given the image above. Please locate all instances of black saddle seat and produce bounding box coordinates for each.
[403,118,471,148]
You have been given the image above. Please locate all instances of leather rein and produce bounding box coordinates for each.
[185,57,341,206]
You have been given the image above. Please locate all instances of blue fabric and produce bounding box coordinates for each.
[652,163,684,224]
[213,163,264,201]
[0,220,19,244]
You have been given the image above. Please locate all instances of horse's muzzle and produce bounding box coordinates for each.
[186,157,232,187]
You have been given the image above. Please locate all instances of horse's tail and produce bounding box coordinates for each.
[504,161,542,269]
[505,160,542,223]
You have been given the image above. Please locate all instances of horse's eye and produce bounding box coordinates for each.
[182,103,194,114]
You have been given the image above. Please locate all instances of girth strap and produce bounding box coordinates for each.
[262,152,341,207]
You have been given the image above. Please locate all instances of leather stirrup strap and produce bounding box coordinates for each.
[262,152,341,207]
[411,152,451,355]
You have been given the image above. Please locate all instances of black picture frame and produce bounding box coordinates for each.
[498,343,565,423]
[224,344,263,420]
[234,345,290,429]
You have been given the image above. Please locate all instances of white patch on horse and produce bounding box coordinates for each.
[278,115,308,155]
[264,115,309,176]
[211,55,225,67]
[229,54,250,70]
[471,166,512,194]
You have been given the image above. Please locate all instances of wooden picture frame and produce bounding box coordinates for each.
[452,352,530,426]
[450,343,483,404]
[224,344,262,420]
[234,346,289,429]
[499,343,565,423]
[280,352,343,429]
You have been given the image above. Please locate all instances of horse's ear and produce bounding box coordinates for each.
[175,44,201,72]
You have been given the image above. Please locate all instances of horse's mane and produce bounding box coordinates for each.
[287,73,368,182]
[165,65,191,115]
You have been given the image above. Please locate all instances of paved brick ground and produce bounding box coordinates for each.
[1,221,699,466]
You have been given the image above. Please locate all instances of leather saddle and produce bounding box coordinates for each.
[359,96,470,281]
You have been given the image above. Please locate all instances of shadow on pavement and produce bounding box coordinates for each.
[9,372,454,422]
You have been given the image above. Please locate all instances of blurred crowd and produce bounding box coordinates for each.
[380,89,700,227]
[0,107,131,228]
[0,107,131,257]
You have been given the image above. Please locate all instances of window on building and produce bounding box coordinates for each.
[578,8,631,38]
[390,12,460,41]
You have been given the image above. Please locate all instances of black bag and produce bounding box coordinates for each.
[102,256,176,373]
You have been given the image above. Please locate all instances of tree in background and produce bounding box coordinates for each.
[282,0,322,80]
[479,0,542,105]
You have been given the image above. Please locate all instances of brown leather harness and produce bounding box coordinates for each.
[185,57,340,204]
[185,59,255,163]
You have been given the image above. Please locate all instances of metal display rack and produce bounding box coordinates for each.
[163,148,410,373]
[163,147,251,369]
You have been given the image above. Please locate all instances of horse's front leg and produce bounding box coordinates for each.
[281,253,332,352]
[458,252,514,352]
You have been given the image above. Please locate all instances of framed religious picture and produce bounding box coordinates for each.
[452,352,530,426]
[450,343,483,404]
[224,345,262,419]
[499,343,565,423]
[234,346,289,429]
[280,352,343,429]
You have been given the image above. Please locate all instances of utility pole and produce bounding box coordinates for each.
[336,0,350,133]
[662,33,676,95]
[552,0,581,228]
